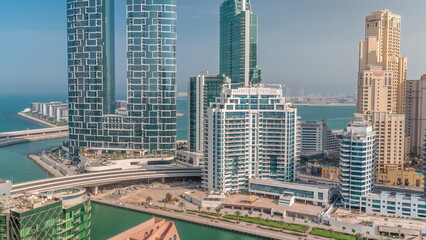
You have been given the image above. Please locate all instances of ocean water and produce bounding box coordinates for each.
[0,93,66,132]
[296,105,355,130]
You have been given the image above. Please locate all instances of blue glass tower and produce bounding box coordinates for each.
[220,0,261,87]
[127,0,177,155]
[67,0,115,155]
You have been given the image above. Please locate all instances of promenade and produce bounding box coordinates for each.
[93,199,329,240]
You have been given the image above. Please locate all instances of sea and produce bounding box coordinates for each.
[0,93,355,239]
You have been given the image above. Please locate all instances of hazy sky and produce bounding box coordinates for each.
[0,0,425,97]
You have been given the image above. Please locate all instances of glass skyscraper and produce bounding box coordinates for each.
[188,74,230,153]
[220,0,261,87]
[67,0,177,156]
[67,0,116,155]
[127,0,177,155]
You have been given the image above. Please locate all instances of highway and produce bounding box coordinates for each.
[11,166,202,195]
[0,126,68,147]
[0,126,68,139]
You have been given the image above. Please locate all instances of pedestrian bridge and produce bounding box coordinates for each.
[11,166,202,195]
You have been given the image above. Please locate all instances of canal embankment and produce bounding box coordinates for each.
[92,199,312,240]
[17,112,57,127]
[28,154,64,178]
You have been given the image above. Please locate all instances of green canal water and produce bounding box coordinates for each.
[90,203,266,240]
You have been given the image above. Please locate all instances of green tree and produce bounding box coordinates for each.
[165,193,173,203]
[279,216,285,229]
[342,226,346,231]
[197,206,202,213]
[352,229,356,234]
[292,217,296,223]
[178,202,185,211]
[235,211,241,222]
[257,213,263,226]
[215,207,221,219]
[145,196,152,205]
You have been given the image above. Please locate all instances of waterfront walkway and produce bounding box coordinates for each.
[93,199,328,240]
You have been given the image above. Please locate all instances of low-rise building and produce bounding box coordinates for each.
[176,150,202,166]
[363,191,426,220]
[377,166,424,187]
[108,218,180,240]
[248,179,337,207]
[0,187,91,239]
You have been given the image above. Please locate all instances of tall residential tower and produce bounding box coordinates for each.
[356,10,408,174]
[127,0,177,155]
[67,0,115,155]
[204,84,297,192]
[67,0,178,156]
[220,0,261,87]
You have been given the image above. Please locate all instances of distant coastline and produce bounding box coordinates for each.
[293,103,356,107]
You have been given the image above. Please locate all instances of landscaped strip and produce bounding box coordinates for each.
[310,227,356,240]
[223,214,309,233]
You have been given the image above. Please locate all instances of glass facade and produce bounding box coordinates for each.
[67,0,178,156]
[188,75,230,153]
[67,0,115,155]
[220,0,261,87]
[1,200,91,240]
[127,0,177,155]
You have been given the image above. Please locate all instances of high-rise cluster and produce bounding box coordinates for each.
[67,0,177,156]
[185,0,297,193]
[356,10,408,175]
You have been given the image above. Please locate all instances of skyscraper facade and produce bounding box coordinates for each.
[188,74,230,153]
[339,115,376,209]
[67,0,177,156]
[357,10,408,174]
[406,75,426,156]
[220,0,261,87]
[127,0,177,155]
[67,0,116,155]
[204,84,297,193]
[359,9,407,114]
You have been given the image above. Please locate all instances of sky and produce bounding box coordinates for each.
[0,0,425,98]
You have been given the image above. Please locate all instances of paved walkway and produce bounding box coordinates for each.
[93,199,332,240]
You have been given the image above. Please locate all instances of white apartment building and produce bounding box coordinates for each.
[339,115,377,210]
[203,84,298,193]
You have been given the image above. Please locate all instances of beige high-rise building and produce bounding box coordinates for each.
[406,75,426,156]
[357,10,408,174]
[359,9,407,114]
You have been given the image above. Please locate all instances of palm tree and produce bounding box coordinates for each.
[248,210,253,216]
[235,210,241,222]
[279,216,285,229]
[206,207,211,212]
[178,202,185,212]
[352,229,356,234]
[197,206,202,213]
[292,217,296,223]
[162,198,167,209]
[215,207,221,219]
[329,228,334,240]
[257,213,263,226]
[342,226,346,231]
[145,196,153,205]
